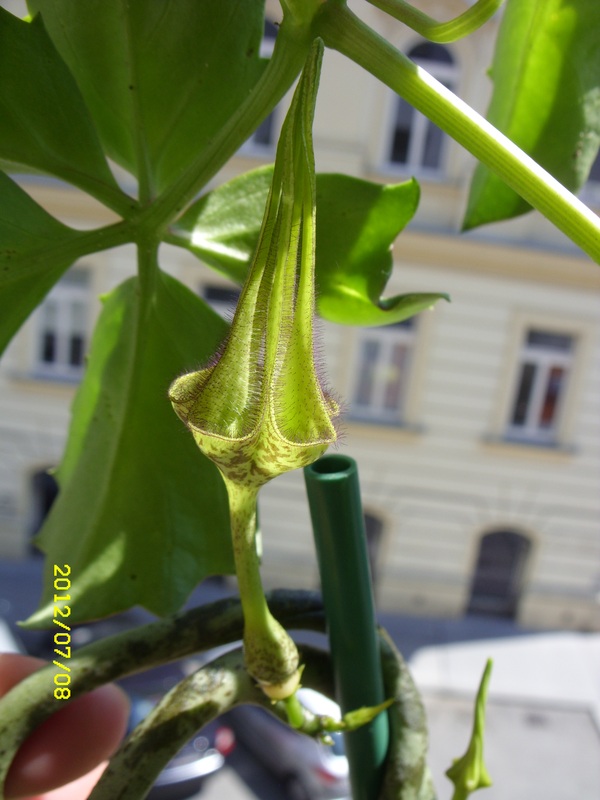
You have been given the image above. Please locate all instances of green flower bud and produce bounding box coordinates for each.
[169,39,338,491]
[446,659,493,800]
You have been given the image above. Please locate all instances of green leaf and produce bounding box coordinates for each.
[464,0,600,229]
[26,273,234,627]
[0,172,85,357]
[314,174,447,325]
[0,8,120,198]
[172,168,448,326]
[27,0,267,194]
[171,165,275,283]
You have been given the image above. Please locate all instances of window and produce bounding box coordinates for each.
[506,329,574,445]
[34,270,89,381]
[467,530,531,619]
[387,42,457,174]
[242,20,279,153]
[349,319,416,424]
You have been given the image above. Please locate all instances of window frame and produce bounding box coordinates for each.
[505,329,575,445]
[32,269,90,382]
[382,41,458,177]
[491,312,591,450]
[467,528,533,619]
[347,319,417,426]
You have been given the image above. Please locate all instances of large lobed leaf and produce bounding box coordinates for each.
[464,0,600,229]
[171,168,448,325]
[27,0,267,194]
[0,172,85,356]
[26,272,234,627]
[0,8,119,196]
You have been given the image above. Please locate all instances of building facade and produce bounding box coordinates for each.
[1,0,599,630]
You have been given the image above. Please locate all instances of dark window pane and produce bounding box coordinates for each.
[253,113,274,147]
[203,286,241,305]
[539,366,565,428]
[589,150,600,182]
[264,19,278,40]
[383,343,407,410]
[354,340,380,406]
[390,99,414,163]
[69,335,85,366]
[511,362,536,425]
[41,332,56,363]
[408,42,454,64]
[468,530,531,618]
[30,469,59,536]
[422,120,444,169]
[364,512,384,587]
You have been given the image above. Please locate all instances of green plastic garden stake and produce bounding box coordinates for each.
[304,454,389,800]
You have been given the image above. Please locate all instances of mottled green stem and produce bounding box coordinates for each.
[225,479,301,696]
[378,630,436,800]
[88,648,256,800]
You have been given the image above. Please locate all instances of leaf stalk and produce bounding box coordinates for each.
[366,0,504,43]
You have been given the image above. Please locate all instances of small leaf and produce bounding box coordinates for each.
[464,0,600,229]
[172,169,448,326]
[26,273,234,627]
[0,8,119,196]
[27,0,267,192]
[314,174,447,325]
[0,171,84,357]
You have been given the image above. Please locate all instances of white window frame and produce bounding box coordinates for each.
[33,270,89,382]
[348,320,416,425]
[505,329,575,446]
[383,43,458,177]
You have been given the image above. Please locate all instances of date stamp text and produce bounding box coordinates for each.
[52,564,72,700]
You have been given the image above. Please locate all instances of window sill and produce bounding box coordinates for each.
[481,434,576,459]
[7,369,83,388]
[346,416,425,439]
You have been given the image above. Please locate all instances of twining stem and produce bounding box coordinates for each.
[315,2,600,264]
[366,0,503,43]
[0,592,324,798]
[88,648,258,800]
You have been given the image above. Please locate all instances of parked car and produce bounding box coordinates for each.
[230,687,350,800]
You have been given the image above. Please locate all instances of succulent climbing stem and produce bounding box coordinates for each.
[225,479,301,696]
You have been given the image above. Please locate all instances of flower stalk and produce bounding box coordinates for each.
[170,39,338,697]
